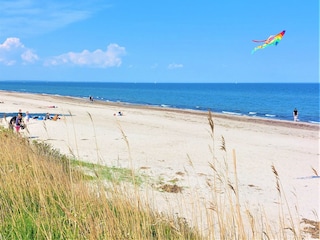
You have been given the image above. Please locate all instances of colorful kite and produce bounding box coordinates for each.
[251,30,286,54]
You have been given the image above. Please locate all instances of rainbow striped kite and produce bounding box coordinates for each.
[251,30,286,54]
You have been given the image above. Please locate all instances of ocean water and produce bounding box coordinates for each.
[0,81,319,123]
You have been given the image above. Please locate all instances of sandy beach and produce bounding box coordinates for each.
[1,90,319,237]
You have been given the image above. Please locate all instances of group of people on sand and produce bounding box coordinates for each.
[45,113,60,121]
[8,109,61,133]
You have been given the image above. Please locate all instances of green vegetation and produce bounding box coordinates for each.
[70,159,145,185]
[0,128,201,239]
[0,110,318,239]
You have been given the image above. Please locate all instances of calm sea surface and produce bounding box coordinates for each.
[0,81,319,123]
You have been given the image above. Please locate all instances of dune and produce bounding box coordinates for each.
[1,90,319,237]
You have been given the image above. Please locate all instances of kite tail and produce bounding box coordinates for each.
[251,44,265,54]
[251,48,258,54]
[252,39,266,43]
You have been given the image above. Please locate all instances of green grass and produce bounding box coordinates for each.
[70,159,146,185]
[0,109,318,239]
[0,127,201,239]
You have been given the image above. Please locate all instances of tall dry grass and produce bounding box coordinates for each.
[205,111,248,239]
[0,110,318,239]
[0,128,201,239]
[203,111,316,239]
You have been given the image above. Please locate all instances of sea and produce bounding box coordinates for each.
[0,81,319,124]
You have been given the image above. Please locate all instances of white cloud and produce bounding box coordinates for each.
[21,49,39,63]
[0,37,39,65]
[45,44,126,68]
[0,37,23,49]
[168,63,183,70]
[0,37,125,68]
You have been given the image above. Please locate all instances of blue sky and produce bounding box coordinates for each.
[0,0,318,83]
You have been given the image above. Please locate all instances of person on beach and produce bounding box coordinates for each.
[52,114,60,121]
[114,111,123,116]
[293,108,298,122]
[15,113,24,132]
[9,116,16,131]
[45,112,50,120]
[25,111,30,123]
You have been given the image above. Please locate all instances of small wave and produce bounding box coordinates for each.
[249,112,257,115]
[222,111,242,116]
[265,114,276,117]
[161,104,170,108]
[308,121,320,124]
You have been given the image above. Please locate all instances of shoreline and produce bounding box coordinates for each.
[1,90,319,131]
[1,86,320,125]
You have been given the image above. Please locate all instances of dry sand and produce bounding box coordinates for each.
[1,90,319,237]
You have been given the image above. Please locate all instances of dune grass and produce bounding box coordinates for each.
[0,128,201,239]
[0,110,318,239]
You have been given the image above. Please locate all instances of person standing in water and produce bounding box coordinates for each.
[293,108,298,122]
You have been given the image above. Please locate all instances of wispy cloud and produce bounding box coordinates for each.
[168,63,183,70]
[0,0,106,37]
[0,37,39,65]
[45,44,126,68]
